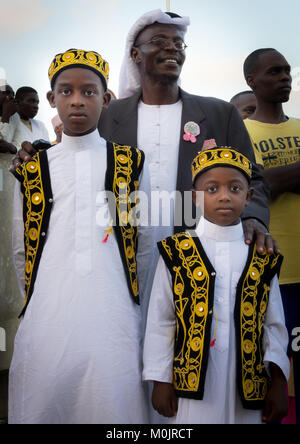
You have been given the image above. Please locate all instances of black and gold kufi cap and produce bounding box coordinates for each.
[192,147,252,184]
[48,49,109,90]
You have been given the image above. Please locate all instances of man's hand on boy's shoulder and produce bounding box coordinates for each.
[0,139,17,154]
[242,218,280,255]
[10,141,37,172]
[152,381,178,418]
[262,364,288,423]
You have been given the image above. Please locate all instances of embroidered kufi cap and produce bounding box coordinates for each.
[48,49,109,90]
[192,147,252,184]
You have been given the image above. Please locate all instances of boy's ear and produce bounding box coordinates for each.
[47,90,56,109]
[192,189,200,207]
[102,91,111,109]
[245,187,254,207]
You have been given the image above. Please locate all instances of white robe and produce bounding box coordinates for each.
[137,100,182,325]
[12,118,49,149]
[10,130,150,424]
[0,113,20,143]
[143,217,290,424]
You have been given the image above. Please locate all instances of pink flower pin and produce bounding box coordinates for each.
[183,121,200,144]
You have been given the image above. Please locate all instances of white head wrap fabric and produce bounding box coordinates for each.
[118,9,190,99]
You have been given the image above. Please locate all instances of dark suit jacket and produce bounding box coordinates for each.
[99,88,270,230]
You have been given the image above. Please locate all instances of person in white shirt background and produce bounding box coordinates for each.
[13,86,49,149]
[0,84,18,154]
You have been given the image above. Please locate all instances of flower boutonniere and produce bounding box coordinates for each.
[183,121,200,144]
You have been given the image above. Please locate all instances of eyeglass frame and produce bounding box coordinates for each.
[134,37,188,52]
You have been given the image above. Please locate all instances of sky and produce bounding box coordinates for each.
[1,0,300,139]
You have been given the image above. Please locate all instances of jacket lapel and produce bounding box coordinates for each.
[108,91,141,147]
[175,89,208,233]
[176,89,208,192]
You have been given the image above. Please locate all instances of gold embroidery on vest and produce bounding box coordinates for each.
[160,239,173,262]
[20,157,45,309]
[112,143,140,299]
[161,233,211,393]
[239,247,279,403]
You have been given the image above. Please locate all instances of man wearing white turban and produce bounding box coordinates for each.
[100,9,273,247]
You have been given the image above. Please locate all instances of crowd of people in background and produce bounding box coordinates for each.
[0,86,49,153]
[0,8,299,425]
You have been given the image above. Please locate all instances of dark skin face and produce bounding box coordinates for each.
[47,68,110,137]
[0,85,14,108]
[192,167,253,227]
[17,92,39,120]
[131,23,186,82]
[247,50,292,104]
[0,85,15,117]
[131,23,186,105]
[233,93,257,120]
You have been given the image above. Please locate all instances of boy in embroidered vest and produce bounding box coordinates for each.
[143,147,290,424]
[10,49,150,424]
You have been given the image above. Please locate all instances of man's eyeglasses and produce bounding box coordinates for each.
[134,37,187,52]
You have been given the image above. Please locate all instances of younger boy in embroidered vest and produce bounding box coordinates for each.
[143,147,290,424]
[10,49,150,424]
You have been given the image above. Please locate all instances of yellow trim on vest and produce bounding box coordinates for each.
[112,143,141,299]
[21,157,45,309]
[161,232,211,394]
[239,247,281,403]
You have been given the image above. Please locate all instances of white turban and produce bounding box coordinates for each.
[118,9,190,99]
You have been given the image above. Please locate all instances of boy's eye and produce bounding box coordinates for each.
[85,90,95,96]
[231,185,241,192]
[207,186,217,193]
[61,89,71,96]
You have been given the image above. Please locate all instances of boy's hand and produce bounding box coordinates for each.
[262,364,288,423]
[152,382,178,418]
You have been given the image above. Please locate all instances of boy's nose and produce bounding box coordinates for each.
[71,92,84,107]
[218,188,231,201]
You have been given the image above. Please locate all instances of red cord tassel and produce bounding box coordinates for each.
[102,233,109,244]
[102,223,113,244]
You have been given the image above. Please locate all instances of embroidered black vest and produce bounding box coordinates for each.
[14,141,144,317]
[158,231,283,410]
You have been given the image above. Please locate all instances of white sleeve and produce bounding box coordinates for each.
[12,180,26,299]
[263,275,290,382]
[142,256,176,383]
[0,121,11,141]
[0,114,19,143]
